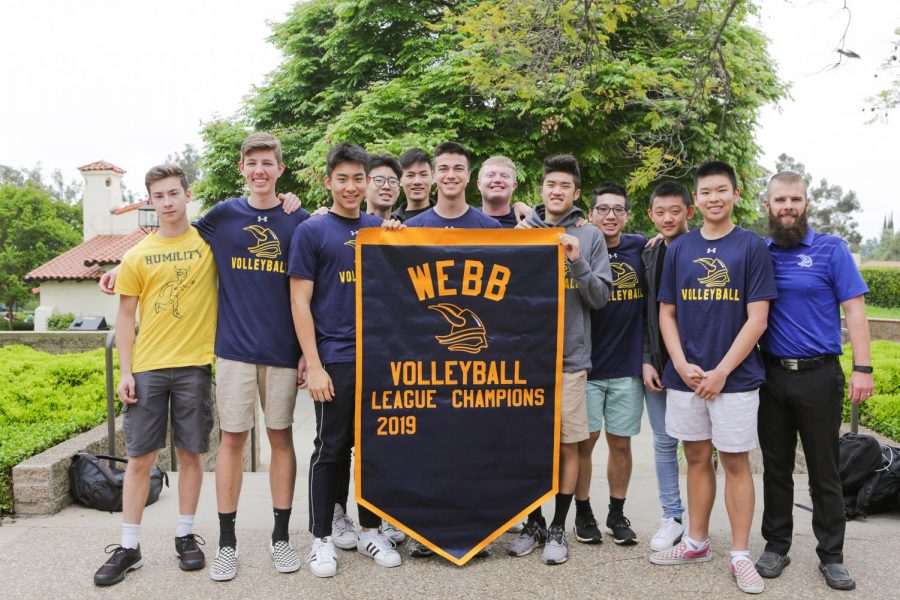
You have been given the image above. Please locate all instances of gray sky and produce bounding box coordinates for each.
[1,0,898,240]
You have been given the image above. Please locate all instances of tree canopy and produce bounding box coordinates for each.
[197,0,785,234]
[0,183,82,325]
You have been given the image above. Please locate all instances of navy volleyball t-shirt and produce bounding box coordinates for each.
[287,211,383,365]
[589,234,647,380]
[193,198,309,368]
[657,226,777,393]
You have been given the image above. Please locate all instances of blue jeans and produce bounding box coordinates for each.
[644,386,684,519]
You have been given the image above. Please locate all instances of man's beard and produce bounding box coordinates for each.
[768,209,808,247]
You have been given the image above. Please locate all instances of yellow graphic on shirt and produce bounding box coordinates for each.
[611,262,639,289]
[154,266,196,319]
[693,257,731,287]
[608,262,644,302]
[243,225,281,259]
[429,303,488,354]
[564,260,580,290]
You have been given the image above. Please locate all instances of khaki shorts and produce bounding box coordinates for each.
[216,357,298,432]
[561,370,589,444]
[665,388,759,453]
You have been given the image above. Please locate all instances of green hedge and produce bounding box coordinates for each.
[861,267,900,309]
[46,312,76,331]
[0,345,116,512]
[840,341,900,441]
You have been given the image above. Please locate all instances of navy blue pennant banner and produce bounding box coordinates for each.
[355,227,564,565]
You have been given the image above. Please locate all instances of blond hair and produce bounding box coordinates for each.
[478,155,517,179]
[241,132,283,164]
[144,164,188,194]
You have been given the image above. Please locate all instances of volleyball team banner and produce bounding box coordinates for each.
[355,228,564,565]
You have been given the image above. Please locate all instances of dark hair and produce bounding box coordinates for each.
[368,153,401,178]
[541,154,581,189]
[326,143,369,177]
[398,148,432,171]
[650,181,692,208]
[145,163,188,194]
[694,160,738,192]
[591,181,629,210]
[433,142,473,169]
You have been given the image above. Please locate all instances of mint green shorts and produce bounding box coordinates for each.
[585,376,644,436]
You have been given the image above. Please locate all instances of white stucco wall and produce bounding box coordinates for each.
[33,281,119,331]
[82,170,140,240]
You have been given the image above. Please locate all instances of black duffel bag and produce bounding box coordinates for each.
[69,453,169,512]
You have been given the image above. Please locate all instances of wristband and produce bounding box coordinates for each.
[852,364,873,374]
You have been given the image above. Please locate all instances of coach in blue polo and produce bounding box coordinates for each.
[755,171,874,591]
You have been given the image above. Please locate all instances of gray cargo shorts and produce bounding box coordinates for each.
[123,365,213,457]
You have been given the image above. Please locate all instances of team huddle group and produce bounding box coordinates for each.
[91,132,875,595]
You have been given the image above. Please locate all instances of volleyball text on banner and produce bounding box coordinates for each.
[354,227,564,565]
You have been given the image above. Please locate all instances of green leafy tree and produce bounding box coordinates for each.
[773,154,862,249]
[165,144,203,185]
[0,184,82,327]
[0,164,83,204]
[197,0,785,234]
[868,27,899,121]
[867,213,900,261]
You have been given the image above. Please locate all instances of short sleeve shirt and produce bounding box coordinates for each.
[115,228,217,373]
[287,212,383,364]
[589,234,646,380]
[193,198,310,368]
[761,228,868,357]
[658,227,777,393]
[405,206,503,229]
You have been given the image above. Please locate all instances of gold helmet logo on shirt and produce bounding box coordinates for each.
[244,225,282,259]
[610,262,639,289]
[693,257,731,288]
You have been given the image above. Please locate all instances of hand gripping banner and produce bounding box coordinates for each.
[355,228,564,565]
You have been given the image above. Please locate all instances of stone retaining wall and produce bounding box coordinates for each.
[0,331,108,353]
[11,384,259,516]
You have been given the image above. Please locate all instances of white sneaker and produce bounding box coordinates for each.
[508,521,526,533]
[357,531,401,568]
[331,503,358,550]
[650,517,685,552]
[380,519,407,543]
[306,537,337,578]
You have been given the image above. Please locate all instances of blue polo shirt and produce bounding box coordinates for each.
[761,227,868,358]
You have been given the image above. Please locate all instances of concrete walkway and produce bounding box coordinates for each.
[1,391,898,599]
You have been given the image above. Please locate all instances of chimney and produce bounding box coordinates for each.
[78,160,135,240]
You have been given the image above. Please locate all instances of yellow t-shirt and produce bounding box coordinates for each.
[115,227,217,373]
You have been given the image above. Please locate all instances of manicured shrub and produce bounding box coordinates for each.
[0,345,117,512]
[840,341,900,441]
[861,267,900,309]
[46,312,76,331]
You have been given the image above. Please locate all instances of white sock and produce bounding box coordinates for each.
[122,523,141,549]
[176,514,195,538]
[358,529,376,540]
[730,550,751,566]
[683,535,710,551]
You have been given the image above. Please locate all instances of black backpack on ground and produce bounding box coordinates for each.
[69,453,169,512]
[838,433,900,520]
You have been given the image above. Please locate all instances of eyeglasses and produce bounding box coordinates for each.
[592,205,627,216]
[372,176,400,188]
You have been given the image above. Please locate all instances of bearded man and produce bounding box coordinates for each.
[754,171,874,591]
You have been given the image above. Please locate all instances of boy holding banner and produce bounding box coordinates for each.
[512,154,612,565]
[289,143,401,578]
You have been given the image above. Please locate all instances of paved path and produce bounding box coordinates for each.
[1,392,898,599]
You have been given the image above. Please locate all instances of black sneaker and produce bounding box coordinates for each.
[175,533,206,571]
[606,512,637,545]
[574,512,603,544]
[94,544,143,586]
